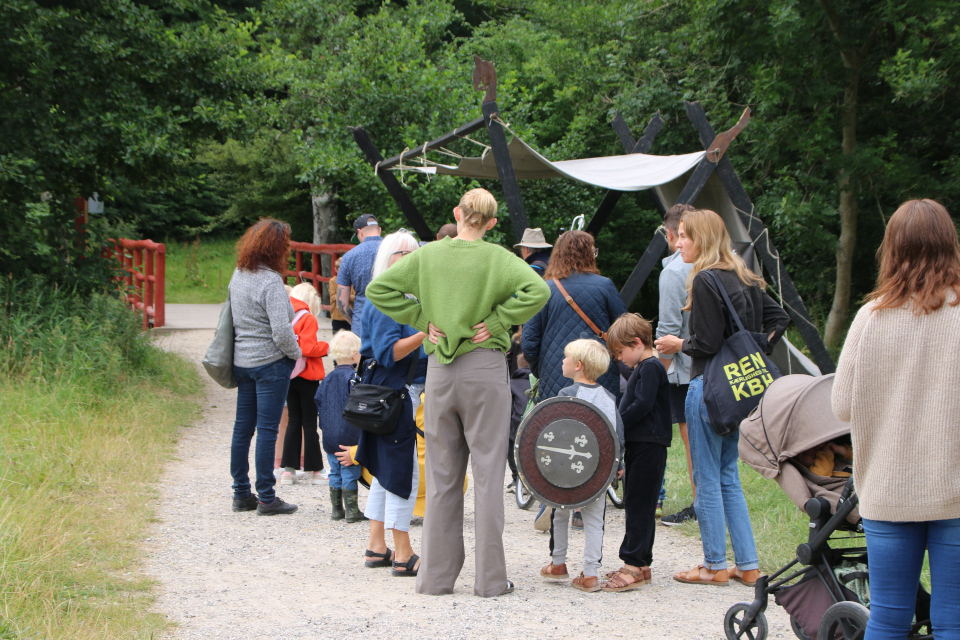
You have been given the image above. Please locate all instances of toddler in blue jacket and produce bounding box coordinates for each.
[315,330,365,522]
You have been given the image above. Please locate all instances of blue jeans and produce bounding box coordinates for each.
[862,517,960,640]
[231,358,295,503]
[686,376,758,571]
[326,453,362,491]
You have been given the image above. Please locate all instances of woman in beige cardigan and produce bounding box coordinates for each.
[832,199,960,640]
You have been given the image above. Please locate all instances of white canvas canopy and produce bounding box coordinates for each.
[398,134,820,377]
[400,135,706,191]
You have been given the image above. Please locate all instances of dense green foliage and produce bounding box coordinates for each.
[3,0,959,325]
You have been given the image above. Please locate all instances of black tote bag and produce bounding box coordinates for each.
[701,271,781,437]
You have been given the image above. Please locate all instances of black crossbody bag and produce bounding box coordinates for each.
[342,355,419,436]
[701,271,782,437]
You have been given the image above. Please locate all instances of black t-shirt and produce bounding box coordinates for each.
[619,357,672,447]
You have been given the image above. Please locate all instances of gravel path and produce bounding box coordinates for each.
[146,328,795,639]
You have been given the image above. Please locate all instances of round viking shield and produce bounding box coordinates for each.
[514,396,621,509]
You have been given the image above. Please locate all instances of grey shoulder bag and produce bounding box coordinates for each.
[202,296,237,389]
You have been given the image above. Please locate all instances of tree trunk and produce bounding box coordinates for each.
[311,182,337,306]
[823,71,860,348]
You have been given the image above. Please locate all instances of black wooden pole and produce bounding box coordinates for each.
[617,156,717,307]
[482,100,528,243]
[378,117,486,171]
[683,101,835,373]
[349,126,434,241]
[586,112,666,236]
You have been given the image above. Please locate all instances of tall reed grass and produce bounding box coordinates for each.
[0,278,201,639]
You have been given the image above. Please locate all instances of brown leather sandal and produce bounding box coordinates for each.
[571,572,601,593]
[605,566,651,582]
[600,567,645,592]
[540,562,569,580]
[672,564,729,586]
[731,567,759,587]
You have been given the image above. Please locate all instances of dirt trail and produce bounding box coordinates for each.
[146,328,794,640]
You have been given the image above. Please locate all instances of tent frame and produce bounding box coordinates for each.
[348,57,835,373]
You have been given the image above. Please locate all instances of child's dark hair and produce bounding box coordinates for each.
[606,313,653,356]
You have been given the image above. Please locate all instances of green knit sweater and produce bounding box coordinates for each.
[365,237,550,364]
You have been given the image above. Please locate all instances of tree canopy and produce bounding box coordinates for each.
[3,0,958,337]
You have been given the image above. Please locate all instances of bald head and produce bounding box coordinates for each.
[437,223,458,240]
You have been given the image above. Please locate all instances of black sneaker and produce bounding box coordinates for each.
[661,504,696,526]
[232,495,258,512]
[256,496,298,516]
[571,511,584,530]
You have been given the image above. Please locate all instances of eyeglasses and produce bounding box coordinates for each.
[392,250,412,257]
[594,248,600,258]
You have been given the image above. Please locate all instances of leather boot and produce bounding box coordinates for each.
[329,488,345,521]
[343,489,367,523]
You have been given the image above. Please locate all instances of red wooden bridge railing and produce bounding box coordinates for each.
[110,238,166,329]
[284,242,356,312]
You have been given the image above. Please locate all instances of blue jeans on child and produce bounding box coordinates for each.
[686,376,758,571]
[326,453,363,491]
[230,357,294,504]
[862,517,960,640]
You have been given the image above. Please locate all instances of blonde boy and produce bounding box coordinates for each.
[540,339,625,592]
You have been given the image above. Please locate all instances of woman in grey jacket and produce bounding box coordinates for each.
[229,219,302,516]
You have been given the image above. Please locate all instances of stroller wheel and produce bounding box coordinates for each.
[790,616,811,640]
[515,477,535,510]
[818,601,869,640]
[724,602,768,640]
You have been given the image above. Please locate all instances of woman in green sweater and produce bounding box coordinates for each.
[365,188,550,598]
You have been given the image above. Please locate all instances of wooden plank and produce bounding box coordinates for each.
[586,112,667,236]
[619,232,669,307]
[377,117,486,171]
[349,126,434,240]
[482,100,528,242]
[683,101,835,373]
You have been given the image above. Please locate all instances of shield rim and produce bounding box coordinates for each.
[514,396,621,509]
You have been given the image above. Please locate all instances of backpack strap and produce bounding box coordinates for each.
[292,309,310,327]
[552,278,606,341]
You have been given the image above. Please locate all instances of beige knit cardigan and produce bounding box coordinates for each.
[832,295,960,522]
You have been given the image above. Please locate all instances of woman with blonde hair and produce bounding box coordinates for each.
[833,199,960,639]
[655,208,789,586]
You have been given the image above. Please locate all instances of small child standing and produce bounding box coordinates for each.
[540,339,624,592]
[601,314,672,592]
[315,330,366,522]
[280,283,330,485]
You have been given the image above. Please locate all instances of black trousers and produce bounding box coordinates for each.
[331,319,351,333]
[280,377,323,471]
[619,441,667,567]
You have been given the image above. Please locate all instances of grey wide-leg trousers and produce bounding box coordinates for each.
[415,349,511,597]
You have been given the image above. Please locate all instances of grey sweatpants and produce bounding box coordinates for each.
[549,496,607,577]
[416,349,511,598]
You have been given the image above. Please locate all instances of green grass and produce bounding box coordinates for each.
[0,280,203,639]
[163,236,237,304]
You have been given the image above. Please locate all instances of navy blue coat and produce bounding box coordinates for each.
[354,303,427,500]
[315,364,362,454]
[521,272,627,402]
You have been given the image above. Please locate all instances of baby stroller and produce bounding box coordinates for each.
[725,374,932,640]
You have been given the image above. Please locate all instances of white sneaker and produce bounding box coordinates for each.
[280,472,297,485]
[309,472,326,485]
[321,468,330,479]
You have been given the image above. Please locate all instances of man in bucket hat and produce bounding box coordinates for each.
[514,228,553,278]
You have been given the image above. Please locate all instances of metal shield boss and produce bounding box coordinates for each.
[514,397,621,509]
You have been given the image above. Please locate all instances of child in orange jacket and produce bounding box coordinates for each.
[280,283,330,485]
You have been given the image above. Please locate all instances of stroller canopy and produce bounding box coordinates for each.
[739,374,847,480]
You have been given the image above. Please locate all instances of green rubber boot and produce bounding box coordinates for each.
[343,489,368,523]
[329,488,345,521]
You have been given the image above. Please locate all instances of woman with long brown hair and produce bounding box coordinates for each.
[228,219,302,516]
[655,209,789,587]
[521,229,627,403]
[833,199,960,639]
